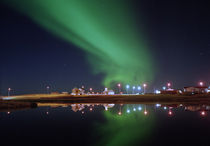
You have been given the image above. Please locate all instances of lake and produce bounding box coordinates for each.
[0,103,210,146]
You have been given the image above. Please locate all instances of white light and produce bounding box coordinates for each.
[138,107,142,111]
[199,82,204,86]
[156,104,161,107]
[126,85,130,89]
[155,90,161,94]
[144,110,148,115]
[164,107,167,110]
[143,84,147,87]
[162,86,166,90]
[127,109,130,113]
[138,86,141,90]
[133,108,136,111]
[133,86,135,89]
[201,111,206,116]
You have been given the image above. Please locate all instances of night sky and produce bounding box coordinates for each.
[0,0,210,95]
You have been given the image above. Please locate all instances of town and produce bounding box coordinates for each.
[56,82,210,96]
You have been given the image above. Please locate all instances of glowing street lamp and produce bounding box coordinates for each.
[199,82,204,86]
[162,86,166,90]
[167,83,171,89]
[46,86,50,94]
[8,88,11,97]
[117,83,121,94]
[126,84,130,94]
[132,86,135,94]
[137,86,141,94]
[143,84,147,94]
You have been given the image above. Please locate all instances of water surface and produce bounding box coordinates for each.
[0,103,210,146]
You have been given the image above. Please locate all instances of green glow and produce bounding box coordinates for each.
[3,0,154,86]
[94,105,154,146]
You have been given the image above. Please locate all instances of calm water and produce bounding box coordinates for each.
[1,103,210,146]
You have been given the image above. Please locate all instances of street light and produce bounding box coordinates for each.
[143,84,147,94]
[126,85,130,94]
[132,86,135,94]
[8,88,11,97]
[117,83,121,94]
[46,86,50,94]
[167,83,171,89]
[162,86,166,90]
[137,86,141,94]
[199,82,204,86]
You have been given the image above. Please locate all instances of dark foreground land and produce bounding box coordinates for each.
[2,93,210,104]
[1,94,210,111]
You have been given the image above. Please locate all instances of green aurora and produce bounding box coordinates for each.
[94,105,154,146]
[3,0,154,86]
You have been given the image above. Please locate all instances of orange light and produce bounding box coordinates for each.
[144,110,148,115]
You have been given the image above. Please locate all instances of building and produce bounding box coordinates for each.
[71,86,85,95]
[103,88,115,95]
[160,89,179,94]
[184,86,208,94]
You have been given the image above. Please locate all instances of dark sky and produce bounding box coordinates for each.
[0,0,210,95]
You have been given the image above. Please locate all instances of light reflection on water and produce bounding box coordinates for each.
[1,103,210,146]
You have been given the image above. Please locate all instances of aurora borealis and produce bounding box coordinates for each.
[95,105,154,146]
[3,0,153,86]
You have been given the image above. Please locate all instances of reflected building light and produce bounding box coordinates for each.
[144,110,148,115]
[105,107,108,111]
[168,110,173,116]
[127,109,130,113]
[201,111,206,116]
